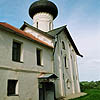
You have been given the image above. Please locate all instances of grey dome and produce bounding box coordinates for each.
[29,0,58,19]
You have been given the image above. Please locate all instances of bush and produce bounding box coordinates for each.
[80,81,100,92]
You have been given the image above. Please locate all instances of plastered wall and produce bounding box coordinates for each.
[53,31,80,98]
[0,29,53,100]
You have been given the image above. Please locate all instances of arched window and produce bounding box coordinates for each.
[62,41,65,49]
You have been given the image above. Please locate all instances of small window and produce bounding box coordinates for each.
[36,49,42,66]
[7,80,18,96]
[37,22,38,28]
[64,56,67,68]
[49,22,51,30]
[12,41,21,62]
[62,41,65,49]
[64,56,68,69]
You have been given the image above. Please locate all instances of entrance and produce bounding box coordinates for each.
[39,82,55,100]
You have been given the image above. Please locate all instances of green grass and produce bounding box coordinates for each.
[70,89,100,100]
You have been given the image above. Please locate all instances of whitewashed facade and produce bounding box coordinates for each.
[0,25,54,100]
[52,30,81,97]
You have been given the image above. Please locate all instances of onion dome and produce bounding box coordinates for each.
[29,0,58,19]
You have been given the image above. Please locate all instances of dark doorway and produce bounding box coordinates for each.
[39,82,55,100]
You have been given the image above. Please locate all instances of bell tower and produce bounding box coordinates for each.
[29,0,58,32]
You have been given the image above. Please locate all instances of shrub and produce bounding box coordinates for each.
[80,81,100,92]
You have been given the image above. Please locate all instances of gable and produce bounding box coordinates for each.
[48,26,83,57]
[23,27,53,47]
[20,22,54,48]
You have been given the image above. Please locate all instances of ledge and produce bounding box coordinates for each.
[0,66,51,74]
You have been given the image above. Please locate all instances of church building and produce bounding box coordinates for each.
[0,0,83,100]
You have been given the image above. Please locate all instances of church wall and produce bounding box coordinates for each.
[0,29,53,100]
[53,36,62,98]
[0,69,39,100]
[58,31,74,96]
[70,49,80,93]
[66,36,80,94]
[0,29,53,73]
[53,31,80,98]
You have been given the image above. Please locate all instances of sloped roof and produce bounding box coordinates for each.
[20,21,54,39]
[38,73,58,79]
[48,25,66,36]
[0,22,82,57]
[0,22,53,48]
[48,26,83,57]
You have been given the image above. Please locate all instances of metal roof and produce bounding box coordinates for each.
[38,73,58,79]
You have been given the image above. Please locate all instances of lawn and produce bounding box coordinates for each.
[70,89,100,100]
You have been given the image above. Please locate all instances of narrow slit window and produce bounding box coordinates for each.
[49,22,51,30]
[64,56,69,69]
[36,49,42,66]
[62,41,65,49]
[64,56,67,68]
[37,22,38,28]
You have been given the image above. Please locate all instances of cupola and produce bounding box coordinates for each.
[29,0,58,32]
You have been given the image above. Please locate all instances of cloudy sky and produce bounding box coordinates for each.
[0,0,100,81]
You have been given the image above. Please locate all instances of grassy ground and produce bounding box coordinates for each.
[70,89,100,100]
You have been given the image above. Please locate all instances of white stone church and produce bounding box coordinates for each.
[0,0,83,100]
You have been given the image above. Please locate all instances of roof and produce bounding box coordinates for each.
[48,25,67,36]
[20,21,54,39]
[38,73,58,79]
[48,26,83,57]
[0,22,53,48]
[0,22,82,57]
[29,0,58,19]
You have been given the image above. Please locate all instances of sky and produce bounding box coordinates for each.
[0,0,100,81]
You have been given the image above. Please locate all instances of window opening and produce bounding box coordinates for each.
[62,41,65,49]
[49,22,51,30]
[37,49,42,66]
[12,41,21,62]
[64,56,67,68]
[37,22,38,28]
[7,80,18,96]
